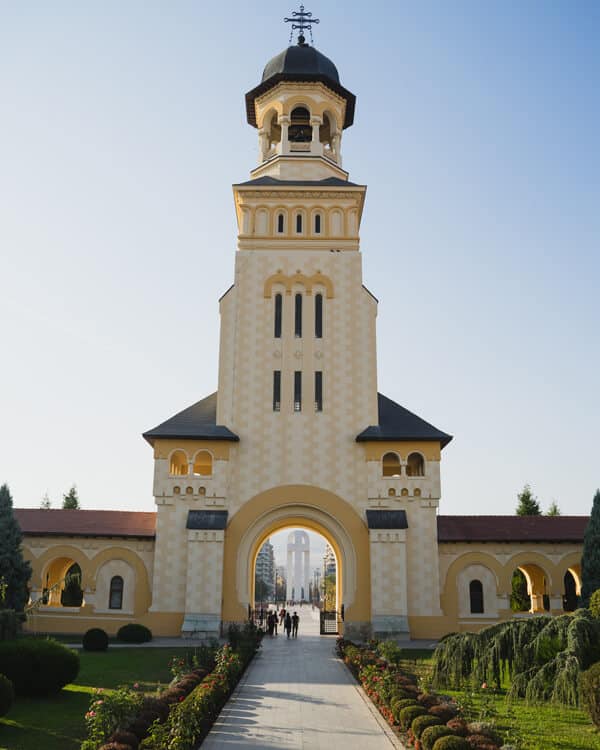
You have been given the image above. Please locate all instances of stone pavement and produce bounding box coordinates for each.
[203,608,402,749]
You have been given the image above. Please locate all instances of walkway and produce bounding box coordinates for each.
[203,608,400,749]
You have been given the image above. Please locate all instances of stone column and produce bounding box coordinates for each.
[369,528,410,638]
[258,128,269,162]
[182,528,225,640]
[310,116,323,156]
[279,115,291,155]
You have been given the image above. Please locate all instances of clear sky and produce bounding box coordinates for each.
[1,2,598,516]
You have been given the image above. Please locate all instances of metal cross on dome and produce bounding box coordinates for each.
[284,5,320,45]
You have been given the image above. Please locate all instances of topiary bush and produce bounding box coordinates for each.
[0,674,15,717]
[411,713,442,739]
[590,590,600,619]
[422,725,457,750]
[117,624,152,643]
[429,703,457,723]
[0,638,79,696]
[398,704,427,729]
[465,734,500,749]
[83,627,109,651]
[391,697,419,722]
[447,718,469,736]
[580,661,600,728]
[432,736,470,750]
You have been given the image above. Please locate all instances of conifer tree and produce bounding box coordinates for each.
[40,492,51,510]
[515,484,541,515]
[0,483,32,612]
[546,500,561,516]
[581,489,600,606]
[62,485,80,509]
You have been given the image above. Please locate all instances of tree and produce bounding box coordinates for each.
[322,573,336,610]
[515,484,541,516]
[510,569,530,611]
[546,500,561,516]
[62,485,80,510]
[254,575,269,604]
[40,493,51,510]
[0,483,32,612]
[581,489,600,606]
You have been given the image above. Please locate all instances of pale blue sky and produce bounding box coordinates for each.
[1,2,598,516]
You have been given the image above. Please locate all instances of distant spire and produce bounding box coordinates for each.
[284,5,320,45]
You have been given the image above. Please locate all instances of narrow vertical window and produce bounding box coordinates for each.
[109,576,124,610]
[294,371,302,412]
[274,294,282,338]
[314,214,321,234]
[296,214,303,233]
[294,293,302,337]
[273,371,281,411]
[277,213,284,233]
[315,371,323,412]
[469,580,484,614]
[315,293,323,338]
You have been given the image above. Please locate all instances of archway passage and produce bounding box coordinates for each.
[221,485,371,641]
[252,526,338,636]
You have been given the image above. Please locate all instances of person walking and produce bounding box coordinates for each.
[273,610,278,636]
[267,611,274,636]
[292,611,299,638]
[284,611,292,638]
[279,607,286,628]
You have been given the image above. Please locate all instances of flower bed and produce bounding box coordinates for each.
[336,639,508,750]
[82,622,262,750]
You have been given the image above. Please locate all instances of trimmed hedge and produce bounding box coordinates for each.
[0,638,79,696]
[83,628,109,651]
[398,704,427,729]
[0,674,14,717]
[580,661,600,729]
[422,725,457,750]
[412,713,442,738]
[0,611,18,642]
[116,624,152,644]
[432,736,470,750]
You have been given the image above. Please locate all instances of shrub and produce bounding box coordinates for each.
[422,725,457,750]
[447,718,469,736]
[0,674,14,717]
[590,589,600,619]
[391,698,419,722]
[418,692,441,708]
[580,661,600,728]
[466,722,500,743]
[83,628,109,651]
[376,640,404,664]
[432,736,470,750]
[81,686,144,750]
[0,610,18,641]
[412,713,442,738]
[398,704,427,729]
[106,730,139,748]
[429,703,456,722]
[465,734,500,749]
[0,638,79,696]
[117,624,152,643]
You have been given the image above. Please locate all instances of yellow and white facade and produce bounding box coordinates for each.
[18,38,587,641]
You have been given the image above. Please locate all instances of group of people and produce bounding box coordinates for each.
[259,607,300,638]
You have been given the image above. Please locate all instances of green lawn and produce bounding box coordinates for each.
[399,648,600,750]
[0,647,190,750]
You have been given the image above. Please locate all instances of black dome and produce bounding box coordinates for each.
[262,43,340,85]
[245,42,356,130]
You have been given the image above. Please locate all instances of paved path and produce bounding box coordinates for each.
[203,609,400,749]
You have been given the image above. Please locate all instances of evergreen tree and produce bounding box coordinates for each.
[40,492,51,510]
[515,484,541,515]
[62,485,80,510]
[546,500,561,516]
[0,483,32,612]
[581,489,600,606]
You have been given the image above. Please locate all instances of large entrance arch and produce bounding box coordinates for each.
[221,485,372,640]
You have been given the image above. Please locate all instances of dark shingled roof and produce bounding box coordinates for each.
[235,177,361,188]
[143,393,239,444]
[366,510,408,529]
[15,509,156,539]
[186,510,228,531]
[356,393,453,447]
[245,43,356,129]
[437,515,589,543]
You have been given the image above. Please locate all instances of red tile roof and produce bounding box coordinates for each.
[15,509,156,539]
[438,515,589,543]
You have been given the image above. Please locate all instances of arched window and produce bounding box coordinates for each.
[294,293,302,337]
[315,293,323,338]
[296,214,303,233]
[563,571,578,612]
[170,450,188,476]
[193,451,212,476]
[469,579,484,614]
[314,213,322,234]
[289,106,311,142]
[382,452,401,477]
[109,576,124,610]
[60,563,83,607]
[277,213,285,234]
[406,452,424,477]
[274,293,282,338]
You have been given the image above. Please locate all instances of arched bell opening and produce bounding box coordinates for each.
[289,106,312,143]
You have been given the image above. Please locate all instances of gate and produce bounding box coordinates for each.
[319,610,340,635]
